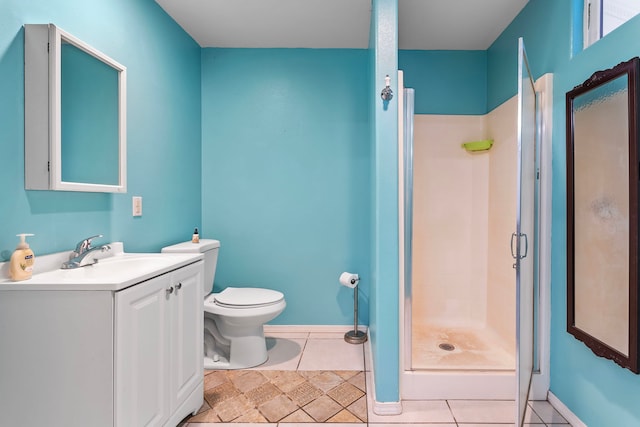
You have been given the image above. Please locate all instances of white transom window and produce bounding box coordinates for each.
[584,0,640,47]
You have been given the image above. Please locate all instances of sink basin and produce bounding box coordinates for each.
[0,244,203,291]
[55,255,170,276]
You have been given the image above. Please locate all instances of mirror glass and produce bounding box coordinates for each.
[566,57,639,373]
[61,40,120,185]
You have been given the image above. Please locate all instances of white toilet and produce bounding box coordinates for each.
[162,239,286,369]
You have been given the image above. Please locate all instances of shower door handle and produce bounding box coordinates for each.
[510,232,529,263]
[511,233,529,268]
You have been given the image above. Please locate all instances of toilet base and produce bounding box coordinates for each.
[204,325,269,370]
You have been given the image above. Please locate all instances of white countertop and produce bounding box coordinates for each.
[0,242,203,291]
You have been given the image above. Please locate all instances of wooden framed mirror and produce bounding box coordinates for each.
[566,57,640,373]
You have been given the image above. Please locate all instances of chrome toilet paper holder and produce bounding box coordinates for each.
[340,272,368,344]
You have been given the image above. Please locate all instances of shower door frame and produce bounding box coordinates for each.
[516,37,537,426]
[398,70,554,401]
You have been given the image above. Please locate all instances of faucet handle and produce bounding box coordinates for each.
[75,234,103,253]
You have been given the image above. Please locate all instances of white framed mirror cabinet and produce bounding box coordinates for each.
[24,23,127,193]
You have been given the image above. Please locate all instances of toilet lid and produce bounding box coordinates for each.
[214,287,284,308]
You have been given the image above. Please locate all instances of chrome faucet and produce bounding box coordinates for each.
[61,234,111,269]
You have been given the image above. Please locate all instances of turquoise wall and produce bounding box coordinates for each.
[200,48,371,326]
[399,0,573,117]
[399,50,487,115]
[0,0,201,259]
[369,0,399,403]
[549,13,640,427]
[487,0,573,110]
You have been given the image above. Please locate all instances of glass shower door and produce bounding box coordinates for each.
[514,37,537,427]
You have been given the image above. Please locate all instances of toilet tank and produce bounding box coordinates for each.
[161,239,220,295]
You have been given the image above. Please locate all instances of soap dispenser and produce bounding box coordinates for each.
[9,233,35,281]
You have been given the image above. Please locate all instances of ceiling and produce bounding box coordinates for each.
[155,0,529,50]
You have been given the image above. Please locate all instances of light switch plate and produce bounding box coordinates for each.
[132,196,142,217]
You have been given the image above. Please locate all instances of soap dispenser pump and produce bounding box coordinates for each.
[9,233,35,281]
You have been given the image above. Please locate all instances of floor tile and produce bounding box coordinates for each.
[303,395,343,422]
[366,384,454,425]
[448,400,543,424]
[204,370,229,390]
[186,369,367,424]
[186,424,276,427]
[458,424,543,427]
[280,408,316,422]
[298,338,364,370]
[187,409,220,423]
[250,338,305,370]
[327,381,364,407]
[306,371,345,392]
[328,409,363,422]
[264,370,307,393]
[204,381,239,407]
[347,395,367,422]
[233,408,269,423]
[381,400,455,423]
[528,400,569,424]
[264,331,310,339]
[346,371,365,391]
[371,424,455,427]
[285,380,324,406]
[230,370,269,392]
[259,394,299,422]
[215,394,254,422]
[278,424,366,427]
[244,382,282,406]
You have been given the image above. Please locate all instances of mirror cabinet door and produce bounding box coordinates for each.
[24,23,127,193]
[566,57,640,373]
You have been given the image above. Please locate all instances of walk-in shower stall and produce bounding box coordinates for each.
[399,41,553,423]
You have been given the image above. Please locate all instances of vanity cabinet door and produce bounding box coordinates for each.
[169,262,203,413]
[115,274,171,427]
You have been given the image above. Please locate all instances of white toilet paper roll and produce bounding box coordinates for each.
[339,272,359,288]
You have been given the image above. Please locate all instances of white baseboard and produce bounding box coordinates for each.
[263,324,367,333]
[373,400,403,416]
[548,391,587,427]
[365,338,403,415]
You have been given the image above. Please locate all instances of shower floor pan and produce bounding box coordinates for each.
[412,324,515,371]
[402,324,516,400]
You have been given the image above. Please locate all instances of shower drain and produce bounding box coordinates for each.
[438,343,455,351]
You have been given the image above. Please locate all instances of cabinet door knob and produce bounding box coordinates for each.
[176,283,182,290]
[166,286,174,296]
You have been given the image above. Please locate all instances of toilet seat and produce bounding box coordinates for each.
[209,287,284,309]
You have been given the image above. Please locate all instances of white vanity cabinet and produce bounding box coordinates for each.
[115,261,203,426]
[0,256,203,427]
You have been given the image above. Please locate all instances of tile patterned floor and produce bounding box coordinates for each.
[184,370,367,423]
[181,329,573,427]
